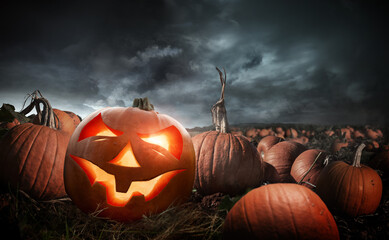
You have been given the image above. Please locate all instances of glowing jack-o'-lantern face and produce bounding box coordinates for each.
[64,107,195,222]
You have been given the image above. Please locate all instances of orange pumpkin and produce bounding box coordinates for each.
[192,68,264,196]
[193,131,264,195]
[262,141,306,182]
[316,144,383,217]
[330,138,349,153]
[64,98,195,222]
[285,128,298,138]
[256,135,284,161]
[290,149,328,189]
[0,94,77,200]
[223,184,339,240]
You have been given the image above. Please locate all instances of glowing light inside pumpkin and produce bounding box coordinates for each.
[140,135,170,152]
[109,141,140,168]
[137,126,183,160]
[78,113,123,142]
[70,155,184,206]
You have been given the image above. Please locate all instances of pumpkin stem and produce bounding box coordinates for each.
[352,143,366,167]
[211,67,229,133]
[298,151,323,185]
[20,90,59,130]
[132,97,154,111]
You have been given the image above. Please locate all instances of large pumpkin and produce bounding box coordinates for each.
[316,143,382,217]
[0,93,77,200]
[64,98,195,222]
[192,67,264,196]
[193,131,264,195]
[223,183,339,240]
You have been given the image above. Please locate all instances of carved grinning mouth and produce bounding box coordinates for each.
[70,154,185,207]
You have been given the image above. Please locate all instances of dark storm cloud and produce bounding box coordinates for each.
[0,0,388,127]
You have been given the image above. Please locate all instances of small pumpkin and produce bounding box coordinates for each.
[262,140,306,183]
[256,135,284,161]
[0,92,77,200]
[259,128,271,137]
[316,144,383,217]
[275,126,285,138]
[365,127,382,140]
[245,128,258,139]
[192,68,264,196]
[285,128,298,138]
[223,183,339,240]
[290,136,309,145]
[330,138,349,153]
[64,98,195,222]
[290,149,328,189]
[353,129,365,139]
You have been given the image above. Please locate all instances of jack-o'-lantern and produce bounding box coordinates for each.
[64,98,195,222]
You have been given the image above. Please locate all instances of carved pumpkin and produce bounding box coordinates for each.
[290,149,328,189]
[0,92,77,200]
[223,184,339,240]
[64,98,195,222]
[316,144,383,217]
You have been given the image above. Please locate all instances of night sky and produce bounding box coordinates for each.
[1,0,388,128]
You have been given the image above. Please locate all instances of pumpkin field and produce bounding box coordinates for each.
[0,83,388,239]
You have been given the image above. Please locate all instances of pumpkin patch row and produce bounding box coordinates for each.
[190,69,383,239]
[0,92,196,223]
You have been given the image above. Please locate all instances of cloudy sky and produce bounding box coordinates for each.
[1,0,388,128]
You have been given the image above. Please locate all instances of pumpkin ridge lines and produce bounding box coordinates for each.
[235,135,246,184]
[210,132,220,189]
[238,136,256,185]
[3,124,34,166]
[343,166,355,215]
[332,163,347,209]
[30,127,51,196]
[241,194,254,236]
[281,185,300,239]
[266,186,280,239]
[40,130,59,199]
[225,133,231,185]
[19,125,44,177]
[355,167,364,215]
[195,131,212,190]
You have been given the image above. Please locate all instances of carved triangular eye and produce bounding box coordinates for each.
[78,113,123,141]
[138,126,183,160]
[108,141,141,168]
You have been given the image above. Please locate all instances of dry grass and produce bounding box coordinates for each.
[0,189,224,240]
